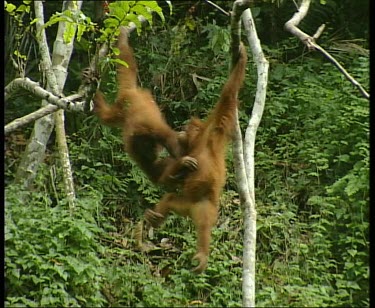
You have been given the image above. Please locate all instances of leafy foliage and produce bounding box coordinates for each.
[252,55,369,306]
[5,186,107,307]
[43,7,96,43]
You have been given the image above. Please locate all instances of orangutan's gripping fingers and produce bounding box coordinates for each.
[181,156,198,171]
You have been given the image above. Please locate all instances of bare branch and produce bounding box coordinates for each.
[5,78,85,111]
[5,79,86,135]
[204,0,230,16]
[313,44,369,99]
[5,105,59,135]
[284,0,369,99]
[313,23,325,40]
[284,0,312,45]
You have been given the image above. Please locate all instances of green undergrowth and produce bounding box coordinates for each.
[5,184,245,307]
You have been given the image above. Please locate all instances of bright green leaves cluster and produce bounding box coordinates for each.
[5,0,31,15]
[5,0,34,63]
[103,0,165,37]
[97,1,166,79]
[43,9,95,44]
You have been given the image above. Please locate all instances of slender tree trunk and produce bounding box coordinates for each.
[15,114,55,188]
[54,108,76,209]
[231,0,269,306]
[52,1,83,209]
[15,2,57,188]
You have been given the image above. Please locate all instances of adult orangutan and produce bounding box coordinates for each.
[143,42,248,273]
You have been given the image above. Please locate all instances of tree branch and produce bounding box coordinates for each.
[5,78,87,134]
[52,0,83,210]
[6,9,157,134]
[5,78,85,111]
[204,0,230,16]
[5,105,58,135]
[284,0,369,100]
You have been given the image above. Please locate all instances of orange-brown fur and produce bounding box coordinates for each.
[145,43,248,273]
[93,27,194,184]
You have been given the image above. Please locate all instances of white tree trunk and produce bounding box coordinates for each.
[54,109,76,209]
[15,1,58,186]
[241,8,269,307]
[51,1,83,209]
[231,1,269,306]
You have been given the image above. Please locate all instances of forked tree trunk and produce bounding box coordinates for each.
[15,1,82,209]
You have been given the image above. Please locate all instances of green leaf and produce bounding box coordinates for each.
[5,3,17,13]
[14,50,27,60]
[30,18,39,25]
[63,22,75,44]
[132,3,153,26]
[337,154,350,162]
[138,1,164,22]
[347,249,357,257]
[16,4,30,13]
[103,17,119,29]
[250,7,261,18]
[112,58,129,68]
[76,24,85,42]
[43,16,69,29]
[112,47,120,56]
[125,13,142,32]
[54,265,68,281]
[347,281,361,290]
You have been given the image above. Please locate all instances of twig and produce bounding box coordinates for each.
[204,0,230,16]
[312,24,325,40]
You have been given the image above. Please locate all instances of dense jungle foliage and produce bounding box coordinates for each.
[5,0,369,307]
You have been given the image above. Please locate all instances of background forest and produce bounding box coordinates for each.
[5,0,369,307]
